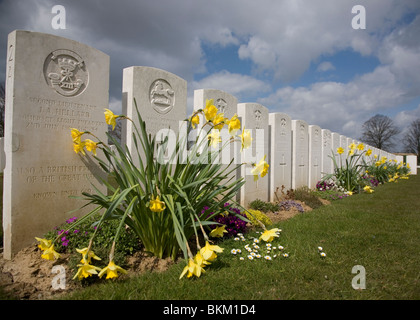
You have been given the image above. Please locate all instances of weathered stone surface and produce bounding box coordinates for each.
[3,30,109,259]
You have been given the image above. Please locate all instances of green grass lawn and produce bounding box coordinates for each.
[58,175,420,300]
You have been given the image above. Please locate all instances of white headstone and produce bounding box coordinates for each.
[122,66,187,167]
[237,103,269,207]
[346,137,353,154]
[269,112,292,201]
[321,129,333,176]
[291,120,309,189]
[406,155,417,174]
[193,89,239,183]
[331,132,341,169]
[340,135,348,167]
[0,137,5,173]
[3,30,109,259]
[308,125,322,189]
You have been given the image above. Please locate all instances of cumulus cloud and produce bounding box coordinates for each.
[317,62,336,72]
[1,0,420,146]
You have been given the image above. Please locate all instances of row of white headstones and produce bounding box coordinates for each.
[1,30,399,259]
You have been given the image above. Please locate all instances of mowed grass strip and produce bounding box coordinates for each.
[61,175,420,300]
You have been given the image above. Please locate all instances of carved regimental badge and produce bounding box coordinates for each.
[150,79,175,114]
[44,49,88,97]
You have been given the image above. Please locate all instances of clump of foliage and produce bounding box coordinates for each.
[244,209,272,227]
[249,199,279,212]
[292,187,324,209]
[278,200,305,212]
[200,203,248,237]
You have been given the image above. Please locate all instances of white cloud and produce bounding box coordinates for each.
[1,0,420,144]
[317,61,335,72]
[191,70,270,99]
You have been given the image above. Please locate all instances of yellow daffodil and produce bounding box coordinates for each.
[357,143,364,151]
[349,143,356,150]
[104,108,119,130]
[213,113,225,130]
[35,237,52,251]
[251,155,269,181]
[208,129,221,148]
[366,149,372,156]
[73,263,102,280]
[41,245,61,260]
[226,114,241,136]
[337,147,344,154]
[363,185,374,193]
[199,241,224,262]
[210,225,228,238]
[194,252,211,267]
[179,257,206,279]
[190,114,200,129]
[98,260,127,279]
[70,128,85,143]
[203,99,218,122]
[259,228,281,242]
[73,141,86,155]
[149,195,166,213]
[240,129,252,151]
[180,258,194,279]
[84,139,98,155]
[76,248,102,264]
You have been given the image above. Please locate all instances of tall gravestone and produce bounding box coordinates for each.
[0,138,5,173]
[346,137,353,153]
[331,132,341,170]
[340,135,348,167]
[291,120,309,189]
[237,103,269,207]
[3,30,109,259]
[193,89,239,188]
[321,129,333,176]
[308,125,322,189]
[269,112,292,200]
[122,66,187,167]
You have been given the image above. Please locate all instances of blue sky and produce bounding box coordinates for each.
[1,0,420,151]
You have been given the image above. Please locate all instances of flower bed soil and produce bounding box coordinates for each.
[0,199,321,300]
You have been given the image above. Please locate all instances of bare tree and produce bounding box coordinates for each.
[359,114,400,151]
[403,118,420,156]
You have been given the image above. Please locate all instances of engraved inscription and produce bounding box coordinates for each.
[15,165,96,199]
[280,118,287,135]
[44,49,88,97]
[7,44,14,78]
[150,79,174,114]
[300,123,305,140]
[25,97,101,132]
[215,98,227,113]
[254,109,262,129]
